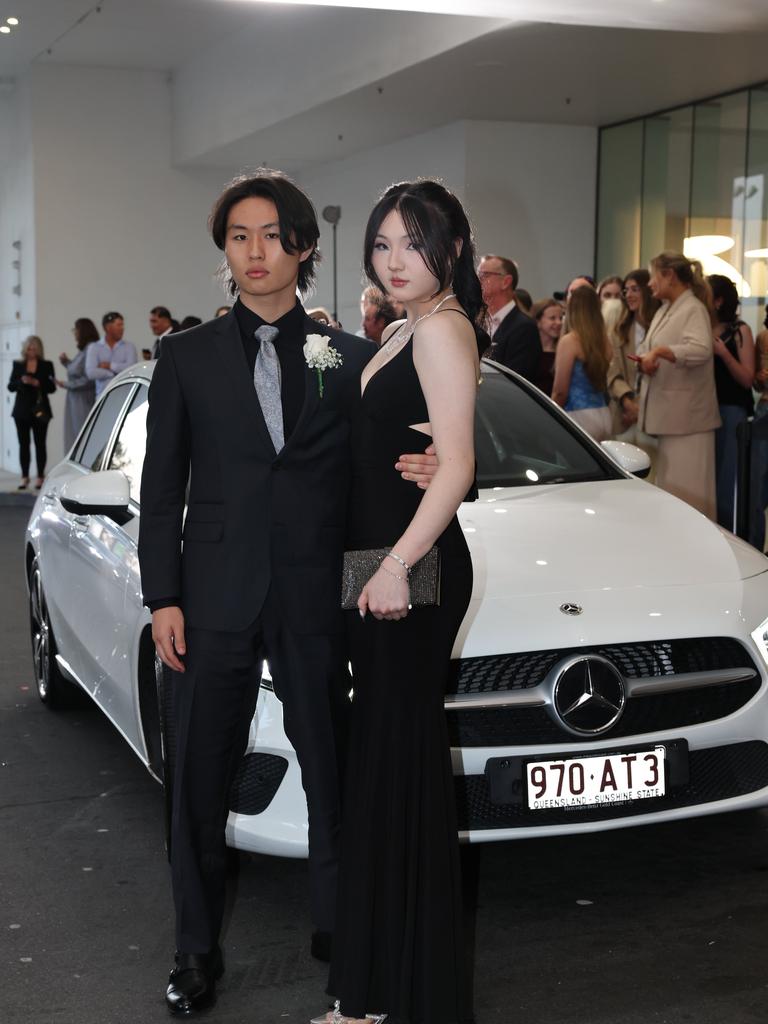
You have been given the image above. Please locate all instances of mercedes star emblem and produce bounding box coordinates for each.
[560,603,583,616]
[552,655,626,736]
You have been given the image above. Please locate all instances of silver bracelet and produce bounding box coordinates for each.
[380,565,407,583]
[386,551,411,576]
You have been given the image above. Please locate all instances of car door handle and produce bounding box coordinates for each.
[72,514,90,530]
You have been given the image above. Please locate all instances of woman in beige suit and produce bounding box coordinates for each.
[638,252,720,520]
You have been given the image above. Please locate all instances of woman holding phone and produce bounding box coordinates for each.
[638,252,719,519]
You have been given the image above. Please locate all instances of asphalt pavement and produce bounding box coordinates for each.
[3,504,768,1024]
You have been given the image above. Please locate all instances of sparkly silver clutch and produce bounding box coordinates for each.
[341,546,441,610]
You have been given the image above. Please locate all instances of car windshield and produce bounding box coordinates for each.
[475,363,621,488]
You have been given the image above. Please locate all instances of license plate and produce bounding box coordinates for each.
[526,746,666,810]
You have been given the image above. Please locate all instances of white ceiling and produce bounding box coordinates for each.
[1,0,767,170]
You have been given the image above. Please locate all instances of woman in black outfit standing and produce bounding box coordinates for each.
[7,335,56,490]
[317,180,482,1024]
[708,274,755,531]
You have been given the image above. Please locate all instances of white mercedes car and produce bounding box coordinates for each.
[25,360,768,857]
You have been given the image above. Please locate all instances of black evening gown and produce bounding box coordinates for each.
[327,334,474,1024]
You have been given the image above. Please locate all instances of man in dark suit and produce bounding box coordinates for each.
[139,169,436,1016]
[478,253,541,382]
[149,305,175,360]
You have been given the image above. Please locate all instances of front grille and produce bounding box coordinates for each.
[448,637,756,695]
[448,678,761,746]
[445,637,761,745]
[229,753,289,815]
[455,740,768,830]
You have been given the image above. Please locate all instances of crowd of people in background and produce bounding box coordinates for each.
[478,250,768,542]
[5,304,225,489]
[7,257,768,549]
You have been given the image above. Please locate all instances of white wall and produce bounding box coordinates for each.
[298,121,468,332]
[298,119,597,331]
[0,78,36,472]
[465,120,598,301]
[15,64,230,466]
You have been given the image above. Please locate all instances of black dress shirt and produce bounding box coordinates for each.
[234,298,306,440]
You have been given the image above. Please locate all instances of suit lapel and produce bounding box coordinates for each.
[213,310,275,455]
[281,315,322,452]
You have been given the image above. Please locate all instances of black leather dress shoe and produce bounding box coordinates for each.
[310,930,332,962]
[165,948,224,1016]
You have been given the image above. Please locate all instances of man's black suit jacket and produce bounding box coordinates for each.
[489,305,542,384]
[138,309,374,635]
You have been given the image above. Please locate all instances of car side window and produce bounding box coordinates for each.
[107,385,148,504]
[74,384,134,472]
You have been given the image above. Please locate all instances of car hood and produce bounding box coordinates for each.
[459,478,768,599]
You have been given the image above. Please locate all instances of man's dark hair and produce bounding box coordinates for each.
[209,168,320,296]
[150,305,172,320]
[366,288,398,326]
[102,311,123,327]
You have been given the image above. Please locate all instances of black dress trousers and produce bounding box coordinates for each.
[170,586,350,954]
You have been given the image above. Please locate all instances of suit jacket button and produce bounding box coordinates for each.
[272,461,282,471]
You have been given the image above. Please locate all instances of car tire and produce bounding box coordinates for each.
[28,556,74,709]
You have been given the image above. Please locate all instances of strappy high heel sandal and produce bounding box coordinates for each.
[310,999,387,1024]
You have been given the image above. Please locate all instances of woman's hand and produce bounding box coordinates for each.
[21,375,40,387]
[639,346,675,376]
[620,396,639,427]
[358,565,410,621]
[713,336,728,359]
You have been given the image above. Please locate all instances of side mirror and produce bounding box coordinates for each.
[600,440,652,479]
[60,470,133,525]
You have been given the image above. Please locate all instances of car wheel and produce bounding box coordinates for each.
[29,557,72,708]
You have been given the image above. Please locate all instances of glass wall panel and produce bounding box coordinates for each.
[596,121,642,280]
[745,85,768,334]
[640,106,692,266]
[597,83,768,318]
[687,91,749,298]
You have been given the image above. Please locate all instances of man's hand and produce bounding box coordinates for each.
[98,361,112,370]
[395,444,438,490]
[152,606,186,672]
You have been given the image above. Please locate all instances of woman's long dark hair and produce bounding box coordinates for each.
[618,269,659,346]
[363,180,486,349]
[567,286,611,392]
[74,317,99,349]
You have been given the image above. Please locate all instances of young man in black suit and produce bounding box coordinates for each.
[478,253,541,383]
[139,169,436,1015]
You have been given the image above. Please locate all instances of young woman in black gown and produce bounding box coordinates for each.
[313,181,483,1024]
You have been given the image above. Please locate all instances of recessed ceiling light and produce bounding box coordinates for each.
[7,17,19,25]
[0,26,10,33]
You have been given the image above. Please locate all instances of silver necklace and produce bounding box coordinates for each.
[381,292,456,353]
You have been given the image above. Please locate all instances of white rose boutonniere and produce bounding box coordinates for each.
[303,333,343,397]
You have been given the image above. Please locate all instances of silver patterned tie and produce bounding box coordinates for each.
[253,325,284,453]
